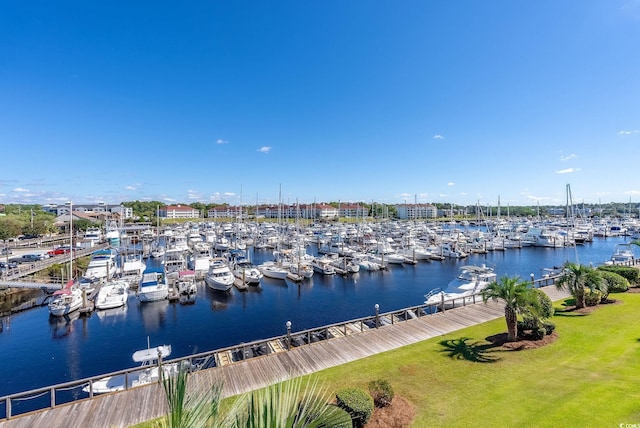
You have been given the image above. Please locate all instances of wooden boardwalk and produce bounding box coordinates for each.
[0,286,570,428]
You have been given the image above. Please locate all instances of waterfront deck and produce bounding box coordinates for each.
[0,285,570,428]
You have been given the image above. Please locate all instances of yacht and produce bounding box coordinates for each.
[425,264,497,307]
[84,249,118,282]
[95,280,129,310]
[606,243,635,265]
[120,254,146,286]
[138,268,169,302]
[176,270,197,296]
[205,258,234,291]
[257,261,289,280]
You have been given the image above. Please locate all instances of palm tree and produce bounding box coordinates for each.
[555,262,602,309]
[482,276,540,342]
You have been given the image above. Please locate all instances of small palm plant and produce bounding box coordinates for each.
[482,276,540,342]
[555,262,603,309]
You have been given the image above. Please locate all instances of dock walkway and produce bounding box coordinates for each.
[0,286,570,428]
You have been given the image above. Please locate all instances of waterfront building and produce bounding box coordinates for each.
[159,204,200,219]
[396,203,438,220]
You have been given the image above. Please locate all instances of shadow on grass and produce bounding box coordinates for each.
[553,298,589,317]
[439,337,501,363]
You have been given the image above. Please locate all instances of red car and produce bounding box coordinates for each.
[47,246,72,256]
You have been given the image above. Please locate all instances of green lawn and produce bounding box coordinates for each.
[135,293,640,427]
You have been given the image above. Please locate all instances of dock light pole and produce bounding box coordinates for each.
[530,272,535,287]
[286,320,292,350]
[374,303,379,329]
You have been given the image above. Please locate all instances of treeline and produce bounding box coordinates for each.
[0,205,58,240]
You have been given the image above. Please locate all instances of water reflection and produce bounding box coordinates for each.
[138,300,169,332]
[49,311,80,339]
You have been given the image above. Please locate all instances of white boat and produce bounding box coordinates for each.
[95,280,129,310]
[84,249,118,282]
[425,264,497,307]
[606,243,635,265]
[163,248,187,284]
[120,254,146,286]
[138,268,169,302]
[48,282,83,317]
[205,258,234,291]
[258,261,289,280]
[232,258,263,285]
[176,270,197,295]
[311,257,336,275]
[82,344,182,394]
[150,245,165,259]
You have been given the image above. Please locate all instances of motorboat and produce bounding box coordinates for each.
[84,249,118,282]
[425,264,497,307]
[205,258,234,291]
[82,344,183,394]
[606,243,635,265]
[311,257,336,275]
[258,261,289,280]
[120,254,146,286]
[138,268,169,302]
[176,270,197,295]
[95,280,129,310]
[48,282,83,317]
[232,257,263,285]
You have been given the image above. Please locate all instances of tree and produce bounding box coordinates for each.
[482,276,540,342]
[555,263,603,309]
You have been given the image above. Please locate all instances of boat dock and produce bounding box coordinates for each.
[0,284,570,428]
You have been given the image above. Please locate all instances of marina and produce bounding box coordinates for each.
[0,220,636,415]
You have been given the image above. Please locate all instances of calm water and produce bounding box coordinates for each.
[0,236,628,399]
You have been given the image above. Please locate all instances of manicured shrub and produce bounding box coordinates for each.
[584,289,602,307]
[368,379,394,408]
[336,387,374,428]
[533,288,554,318]
[597,266,640,285]
[598,270,630,294]
[531,327,545,341]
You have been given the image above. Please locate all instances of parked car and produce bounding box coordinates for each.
[47,246,72,256]
[10,254,46,263]
[0,261,18,270]
[0,247,12,255]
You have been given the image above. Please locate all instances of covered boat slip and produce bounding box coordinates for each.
[0,285,570,428]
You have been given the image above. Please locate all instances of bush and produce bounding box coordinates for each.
[597,266,640,285]
[584,289,602,307]
[368,379,394,408]
[598,270,630,294]
[518,317,554,340]
[531,327,545,340]
[533,288,554,319]
[336,387,374,428]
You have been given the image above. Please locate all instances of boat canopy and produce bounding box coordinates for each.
[132,345,171,363]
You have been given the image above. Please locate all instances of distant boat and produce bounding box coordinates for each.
[258,261,289,280]
[606,243,635,265]
[138,268,169,302]
[176,270,197,295]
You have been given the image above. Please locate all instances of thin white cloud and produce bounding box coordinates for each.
[447,182,455,186]
[164,198,176,202]
[13,187,29,193]
[560,154,577,161]
[525,195,551,202]
[624,190,640,196]
[398,193,412,199]
[618,130,640,135]
[433,134,444,140]
[257,146,272,154]
[124,183,141,191]
[216,139,229,144]
[223,192,235,197]
[556,168,581,174]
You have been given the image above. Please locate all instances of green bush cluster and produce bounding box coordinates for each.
[336,387,374,428]
[533,288,554,318]
[598,270,630,294]
[597,265,640,285]
[517,317,555,340]
[584,289,602,307]
[368,379,394,408]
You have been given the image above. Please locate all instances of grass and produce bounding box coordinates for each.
[133,292,640,427]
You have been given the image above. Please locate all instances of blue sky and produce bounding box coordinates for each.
[1,1,639,207]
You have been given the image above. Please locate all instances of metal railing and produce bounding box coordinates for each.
[0,274,564,420]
